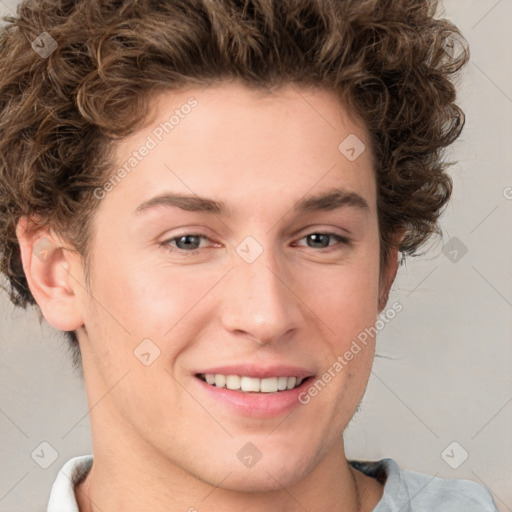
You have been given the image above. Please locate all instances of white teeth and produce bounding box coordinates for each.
[225,375,241,390]
[214,374,226,387]
[201,373,306,392]
[277,376,288,390]
[241,376,260,392]
[287,376,297,389]
[260,377,278,393]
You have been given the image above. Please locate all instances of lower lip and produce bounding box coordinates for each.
[194,376,313,418]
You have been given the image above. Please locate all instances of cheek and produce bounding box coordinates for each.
[301,250,380,346]
[82,248,218,352]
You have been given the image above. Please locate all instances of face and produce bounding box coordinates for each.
[66,81,393,491]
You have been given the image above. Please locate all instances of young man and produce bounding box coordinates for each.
[0,0,498,510]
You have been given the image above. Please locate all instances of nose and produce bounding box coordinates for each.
[218,242,303,346]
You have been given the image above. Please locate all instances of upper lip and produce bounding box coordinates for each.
[195,364,315,380]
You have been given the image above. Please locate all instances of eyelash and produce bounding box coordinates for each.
[161,232,350,255]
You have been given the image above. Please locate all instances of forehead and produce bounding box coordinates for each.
[100,81,376,219]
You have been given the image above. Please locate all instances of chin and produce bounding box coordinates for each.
[214,462,307,493]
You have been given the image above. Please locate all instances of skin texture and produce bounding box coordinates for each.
[17,81,400,511]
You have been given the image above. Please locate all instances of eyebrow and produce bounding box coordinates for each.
[134,188,370,217]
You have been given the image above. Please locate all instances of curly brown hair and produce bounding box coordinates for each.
[0,0,469,369]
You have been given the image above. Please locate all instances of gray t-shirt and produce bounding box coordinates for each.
[348,459,498,511]
[46,455,498,511]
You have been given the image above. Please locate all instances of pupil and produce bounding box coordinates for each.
[309,234,329,248]
[177,235,200,250]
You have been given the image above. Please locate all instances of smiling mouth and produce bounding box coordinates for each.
[196,373,311,393]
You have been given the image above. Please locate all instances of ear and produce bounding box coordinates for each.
[378,229,405,313]
[15,216,85,332]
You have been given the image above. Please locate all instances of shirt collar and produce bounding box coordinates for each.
[47,455,93,512]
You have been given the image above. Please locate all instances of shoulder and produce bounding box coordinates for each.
[349,458,498,512]
[399,464,498,511]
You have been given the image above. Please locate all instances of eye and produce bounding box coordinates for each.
[162,234,210,253]
[161,231,350,255]
[295,232,350,250]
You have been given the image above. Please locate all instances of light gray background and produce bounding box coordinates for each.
[0,0,511,510]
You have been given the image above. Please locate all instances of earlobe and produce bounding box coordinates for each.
[15,216,85,332]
